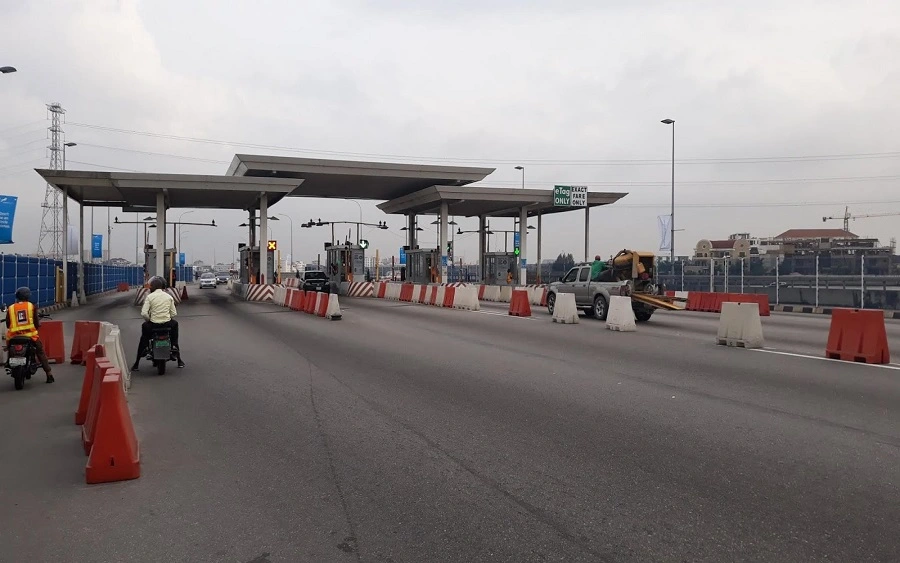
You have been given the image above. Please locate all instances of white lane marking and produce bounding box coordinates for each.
[749,348,900,371]
[472,309,535,320]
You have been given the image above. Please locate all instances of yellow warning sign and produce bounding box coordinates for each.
[267,240,277,251]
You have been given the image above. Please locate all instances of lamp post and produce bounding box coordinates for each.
[0,66,16,74]
[661,118,675,268]
[514,165,524,189]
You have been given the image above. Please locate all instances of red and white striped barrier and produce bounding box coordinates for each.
[246,284,274,302]
[346,282,374,297]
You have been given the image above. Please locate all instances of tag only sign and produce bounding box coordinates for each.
[553,185,588,207]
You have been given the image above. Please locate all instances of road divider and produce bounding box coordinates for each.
[508,289,532,317]
[606,296,636,332]
[825,308,890,364]
[716,302,764,348]
[70,321,101,364]
[85,368,140,484]
[552,293,579,324]
[37,320,65,364]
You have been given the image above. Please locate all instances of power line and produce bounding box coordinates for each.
[68,121,900,166]
[65,159,143,172]
[76,142,230,164]
[482,174,900,187]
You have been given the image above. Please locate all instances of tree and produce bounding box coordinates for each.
[552,252,575,273]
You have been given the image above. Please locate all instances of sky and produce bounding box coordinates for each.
[1,0,899,266]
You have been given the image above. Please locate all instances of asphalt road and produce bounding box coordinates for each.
[1,287,898,562]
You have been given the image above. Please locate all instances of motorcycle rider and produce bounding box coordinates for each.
[132,276,184,370]
[4,287,54,383]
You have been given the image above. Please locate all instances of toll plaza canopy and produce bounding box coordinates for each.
[35,170,302,210]
[376,185,627,218]
[227,154,495,200]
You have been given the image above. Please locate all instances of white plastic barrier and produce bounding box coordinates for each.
[551,292,579,324]
[482,285,501,302]
[606,296,636,332]
[435,285,446,307]
[716,302,764,348]
[499,286,513,303]
[325,294,343,320]
[104,326,132,392]
[453,286,480,311]
[413,284,424,304]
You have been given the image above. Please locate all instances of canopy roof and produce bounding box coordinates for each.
[377,185,628,218]
[36,170,302,210]
[227,155,495,201]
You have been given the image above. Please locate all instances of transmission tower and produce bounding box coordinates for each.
[37,103,66,259]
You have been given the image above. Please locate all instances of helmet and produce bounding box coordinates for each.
[15,287,31,301]
[148,276,166,291]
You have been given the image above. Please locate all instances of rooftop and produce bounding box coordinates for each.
[775,229,857,240]
[377,185,627,218]
[227,155,495,201]
[35,170,302,210]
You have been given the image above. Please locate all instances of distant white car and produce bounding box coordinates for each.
[199,273,217,289]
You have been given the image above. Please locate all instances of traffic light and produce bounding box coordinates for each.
[514,247,521,256]
[359,239,369,249]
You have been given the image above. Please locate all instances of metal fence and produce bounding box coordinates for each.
[0,254,194,309]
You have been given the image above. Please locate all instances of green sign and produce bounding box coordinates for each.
[553,185,588,207]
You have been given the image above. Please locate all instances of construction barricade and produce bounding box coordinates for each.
[825,308,890,364]
[606,296,636,332]
[716,302,764,348]
[37,320,65,364]
[508,289,532,317]
[70,320,101,364]
[552,293,579,324]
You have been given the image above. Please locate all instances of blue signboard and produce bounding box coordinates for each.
[513,231,520,247]
[179,252,186,266]
[0,195,17,244]
[442,255,448,267]
[399,247,407,265]
[91,234,103,259]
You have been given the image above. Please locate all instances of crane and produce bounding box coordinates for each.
[822,206,900,232]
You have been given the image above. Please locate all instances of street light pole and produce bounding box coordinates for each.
[661,119,675,267]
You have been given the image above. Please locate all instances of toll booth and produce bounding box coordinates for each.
[325,243,365,285]
[238,245,276,284]
[144,247,178,285]
[405,248,441,285]
[483,252,518,285]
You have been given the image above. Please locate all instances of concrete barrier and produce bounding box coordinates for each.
[499,286,513,303]
[606,296,636,332]
[435,285,446,307]
[453,286,480,311]
[552,293,579,324]
[716,302,764,348]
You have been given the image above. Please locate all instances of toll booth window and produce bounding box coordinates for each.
[562,268,579,283]
[578,268,590,282]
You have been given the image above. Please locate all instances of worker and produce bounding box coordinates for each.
[591,255,607,281]
[4,287,54,383]
[132,276,184,370]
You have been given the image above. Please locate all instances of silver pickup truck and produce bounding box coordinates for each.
[546,264,655,322]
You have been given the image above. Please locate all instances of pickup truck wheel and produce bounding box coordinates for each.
[546,293,556,315]
[593,295,608,321]
[635,310,653,322]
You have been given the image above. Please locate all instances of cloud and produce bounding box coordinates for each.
[1,0,898,265]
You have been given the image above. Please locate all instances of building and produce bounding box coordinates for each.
[694,233,751,259]
[693,228,897,275]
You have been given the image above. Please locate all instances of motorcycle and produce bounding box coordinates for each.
[144,326,177,375]
[4,312,50,391]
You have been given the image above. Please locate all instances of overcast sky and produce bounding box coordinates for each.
[2,0,899,266]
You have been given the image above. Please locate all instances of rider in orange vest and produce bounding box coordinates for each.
[5,287,54,383]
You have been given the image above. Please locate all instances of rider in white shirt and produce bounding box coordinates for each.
[132,276,185,369]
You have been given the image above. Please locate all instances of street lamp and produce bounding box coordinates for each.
[661,118,675,268]
[514,165,524,189]
[0,66,16,74]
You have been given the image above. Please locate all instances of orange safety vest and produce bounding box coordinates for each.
[7,301,38,341]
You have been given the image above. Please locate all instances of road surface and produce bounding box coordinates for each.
[1,288,898,562]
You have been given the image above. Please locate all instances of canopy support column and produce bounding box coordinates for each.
[439,202,448,283]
